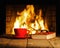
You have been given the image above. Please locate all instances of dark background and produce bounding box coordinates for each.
[0,0,57,36]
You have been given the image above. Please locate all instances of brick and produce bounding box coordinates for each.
[6,17,11,22]
[6,27,11,34]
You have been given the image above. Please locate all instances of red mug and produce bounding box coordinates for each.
[14,28,28,38]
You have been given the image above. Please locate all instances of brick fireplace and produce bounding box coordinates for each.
[6,5,56,34]
[1,0,57,47]
[6,5,56,36]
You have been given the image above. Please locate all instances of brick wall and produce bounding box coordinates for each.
[45,6,56,32]
[6,6,16,34]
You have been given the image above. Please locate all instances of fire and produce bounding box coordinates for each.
[39,20,45,30]
[12,5,49,35]
[14,17,20,28]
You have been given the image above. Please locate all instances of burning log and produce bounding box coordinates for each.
[41,30,48,33]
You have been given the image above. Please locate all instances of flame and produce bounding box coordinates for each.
[12,5,49,35]
[39,20,45,30]
[14,17,20,28]
[38,9,48,31]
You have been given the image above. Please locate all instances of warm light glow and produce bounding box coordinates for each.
[12,5,49,35]
[14,18,20,28]
[34,20,40,30]
[31,30,36,34]
[39,20,45,30]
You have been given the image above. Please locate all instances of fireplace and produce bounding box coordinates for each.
[6,4,56,39]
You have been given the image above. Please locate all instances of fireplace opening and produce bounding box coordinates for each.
[6,4,56,38]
